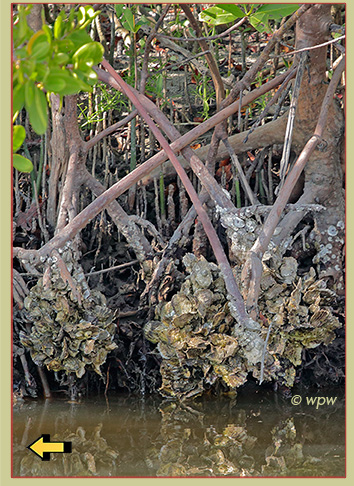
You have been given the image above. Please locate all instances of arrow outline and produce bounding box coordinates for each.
[27,434,72,461]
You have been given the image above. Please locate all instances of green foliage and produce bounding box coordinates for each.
[191,72,214,120]
[155,74,164,98]
[216,4,245,18]
[199,5,244,25]
[13,154,34,173]
[199,3,299,33]
[13,4,104,172]
[13,5,103,104]
[143,70,166,105]
[25,80,48,135]
[13,125,32,172]
[249,4,300,33]
[13,125,26,153]
[78,83,128,129]
[115,4,148,34]
[13,125,33,172]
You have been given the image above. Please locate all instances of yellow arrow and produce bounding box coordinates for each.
[28,435,72,461]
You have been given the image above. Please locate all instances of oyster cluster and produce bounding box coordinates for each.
[218,209,342,387]
[145,251,341,399]
[144,254,249,400]
[216,207,260,265]
[20,251,117,378]
[257,258,341,387]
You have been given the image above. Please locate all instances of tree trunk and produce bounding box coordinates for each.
[275,4,345,294]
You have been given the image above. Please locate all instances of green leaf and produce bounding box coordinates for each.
[121,8,135,33]
[27,31,51,61]
[13,83,25,114]
[32,42,50,61]
[72,42,104,71]
[73,68,97,88]
[250,14,269,33]
[217,4,245,18]
[199,6,218,20]
[254,4,299,20]
[43,67,90,95]
[13,154,33,173]
[66,8,76,32]
[25,79,35,108]
[199,7,238,25]
[66,29,92,51]
[115,4,124,19]
[13,5,32,47]
[54,11,64,39]
[156,74,163,96]
[77,6,87,26]
[26,85,48,135]
[78,5,97,25]
[44,71,68,92]
[13,46,28,61]
[42,23,52,44]
[52,52,70,65]
[77,5,99,30]
[61,22,75,38]
[13,125,26,152]
[55,38,75,54]
[56,74,87,96]
[135,19,148,30]
[69,71,92,92]
[250,4,299,32]
[33,63,50,83]
[82,7,100,29]
[85,6,97,20]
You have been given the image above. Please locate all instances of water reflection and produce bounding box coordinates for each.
[13,385,345,477]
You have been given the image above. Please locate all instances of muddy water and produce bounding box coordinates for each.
[13,385,345,477]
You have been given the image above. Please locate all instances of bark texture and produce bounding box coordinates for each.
[276,4,345,293]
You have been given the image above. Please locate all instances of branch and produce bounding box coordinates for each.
[221,137,258,206]
[140,69,296,184]
[243,66,296,143]
[84,110,138,151]
[277,53,307,189]
[140,4,171,94]
[84,260,138,277]
[81,168,154,261]
[180,4,225,108]
[101,59,248,322]
[222,3,312,108]
[13,69,293,263]
[242,56,345,312]
[271,34,345,58]
[54,95,85,235]
[157,17,247,42]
